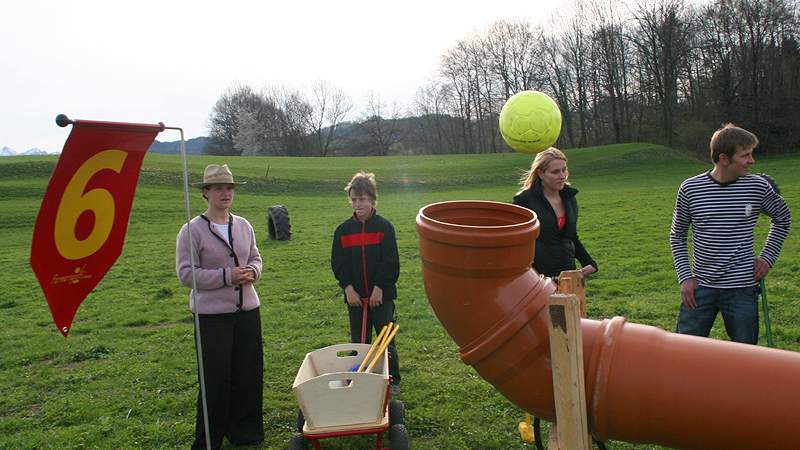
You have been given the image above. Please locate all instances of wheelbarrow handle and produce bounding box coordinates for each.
[361,299,369,344]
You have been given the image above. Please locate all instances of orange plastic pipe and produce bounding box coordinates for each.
[416,200,800,450]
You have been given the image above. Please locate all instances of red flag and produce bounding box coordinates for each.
[30,118,163,337]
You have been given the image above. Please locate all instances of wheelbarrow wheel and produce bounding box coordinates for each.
[288,432,308,450]
[389,399,405,426]
[389,423,410,450]
[295,408,305,433]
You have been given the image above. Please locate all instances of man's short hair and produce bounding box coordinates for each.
[345,171,377,202]
[710,123,758,163]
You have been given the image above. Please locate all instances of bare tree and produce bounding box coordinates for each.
[440,39,477,152]
[412,81,452,153]
[483,20,544,98]
[561,1,594,146]
[590,0,634,143]
[360,92,402,156]
[308,80,353,156]
[630,0,694,146]
[541,30,578,148]
[266,85,314,156]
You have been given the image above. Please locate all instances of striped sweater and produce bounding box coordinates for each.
[670,172,791,288]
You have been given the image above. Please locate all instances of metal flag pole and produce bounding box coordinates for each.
[164,125,212,450]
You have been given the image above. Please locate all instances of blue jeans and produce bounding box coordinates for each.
[676,286,759,344]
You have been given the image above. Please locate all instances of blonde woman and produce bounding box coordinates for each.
[512,148,597,278]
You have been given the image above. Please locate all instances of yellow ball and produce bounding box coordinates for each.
[499,91,562,154]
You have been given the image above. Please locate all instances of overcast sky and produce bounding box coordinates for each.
[1,0,567,152]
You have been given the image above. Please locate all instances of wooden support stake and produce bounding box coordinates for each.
[547,422,560,449]
[547,293,591,450]
[558,269,587,318]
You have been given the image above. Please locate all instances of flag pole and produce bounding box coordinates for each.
[164,125,212,450]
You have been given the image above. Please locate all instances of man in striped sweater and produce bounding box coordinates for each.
[670,124,791,344]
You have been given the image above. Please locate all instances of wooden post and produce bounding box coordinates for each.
[547,293,591,450]
[558,269,586,318]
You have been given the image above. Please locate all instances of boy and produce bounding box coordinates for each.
[331,171,401,393]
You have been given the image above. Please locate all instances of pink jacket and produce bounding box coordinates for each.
[176,214,262,314]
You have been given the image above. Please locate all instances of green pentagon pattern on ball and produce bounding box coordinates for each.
[499,90,562,154]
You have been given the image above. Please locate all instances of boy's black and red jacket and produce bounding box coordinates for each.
[331,210,399,301]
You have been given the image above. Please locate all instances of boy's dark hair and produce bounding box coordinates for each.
[345,171,377,202]
[710,123,758,163]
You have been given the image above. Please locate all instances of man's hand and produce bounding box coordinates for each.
[231,266,255,285]
[369,285,384,309]
[754,257,770,281]
[344,285,362,307]
[680,278,698,309]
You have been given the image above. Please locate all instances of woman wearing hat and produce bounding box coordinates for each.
[176,164,264,449]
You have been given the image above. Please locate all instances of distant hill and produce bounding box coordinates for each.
[149,136,209,154]
[0,146,15,156]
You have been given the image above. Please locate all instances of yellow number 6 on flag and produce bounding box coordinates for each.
[53,149,127,260]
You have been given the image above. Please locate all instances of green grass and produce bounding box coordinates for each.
[1,144,798,449]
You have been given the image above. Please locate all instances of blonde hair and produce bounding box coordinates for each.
[518,148,568,192]
[345,171,378,205]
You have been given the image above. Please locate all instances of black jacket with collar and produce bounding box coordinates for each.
[512,180,597,277]
[331,210,400,301]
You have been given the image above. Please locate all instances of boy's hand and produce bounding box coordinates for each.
[345,285,362,307]
[369,285,383,309]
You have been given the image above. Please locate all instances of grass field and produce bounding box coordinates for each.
[1,144,797,449]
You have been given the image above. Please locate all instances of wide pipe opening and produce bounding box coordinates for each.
[419,200,535,227]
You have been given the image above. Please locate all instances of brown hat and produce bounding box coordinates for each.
[194,164,245,187]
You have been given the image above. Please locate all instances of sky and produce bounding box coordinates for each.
[1,0,568,153]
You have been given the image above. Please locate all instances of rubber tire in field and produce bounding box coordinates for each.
[267,204,292,240]
[389,423,410,450]
[288,432,308,450]
[296,408,305,433]
[389,399,405,426]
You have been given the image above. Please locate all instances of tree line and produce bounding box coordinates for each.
[207,0,799,157]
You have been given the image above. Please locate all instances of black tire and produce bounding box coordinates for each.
[267,204,292,240]
[389,423,410,450]
[296,408,305,433]
[288,432,307,450]
[389,399,405,426]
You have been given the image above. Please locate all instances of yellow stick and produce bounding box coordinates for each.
[356,324,391,372]
[366,324,399,373]
[364,323,393,369]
